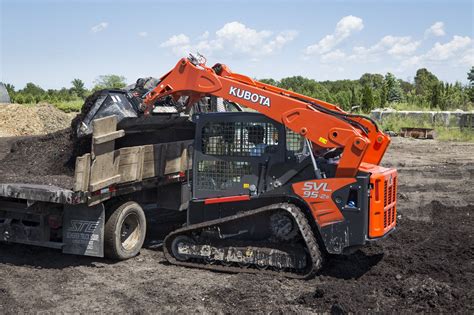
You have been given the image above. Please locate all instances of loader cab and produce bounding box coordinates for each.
[192,112,308,200]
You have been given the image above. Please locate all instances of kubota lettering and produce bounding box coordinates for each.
[229,86,270,107]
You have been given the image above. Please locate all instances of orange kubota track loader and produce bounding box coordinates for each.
[143,56,398,278]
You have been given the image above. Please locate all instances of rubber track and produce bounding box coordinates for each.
[163,203,323,279]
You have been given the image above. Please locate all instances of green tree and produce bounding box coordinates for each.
[399,79,413,94]
[259,78,278,86]
[71,79,87,99]
[414,68,439,97]
[24,94,35,104]
[385,73,403,103]
[22,82,44,96]
[4,83,15,95]
[430,83,442,109]
[359,73,384,89]
[350,86,359,109]
[361,85,374,112]
[334,90,351,110]
[93,75,127,90]
[13,94,24,104]
[468,67,474,102]
[380,83,387,107]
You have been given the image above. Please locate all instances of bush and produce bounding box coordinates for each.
[52,100,83,113]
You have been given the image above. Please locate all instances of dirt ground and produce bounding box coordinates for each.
[0,137,473,313]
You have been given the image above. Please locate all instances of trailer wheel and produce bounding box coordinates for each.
[104,201,146,260]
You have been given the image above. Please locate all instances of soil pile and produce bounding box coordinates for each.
[290,201,473,313]
[0,129,76,188]
[0,103,73,137]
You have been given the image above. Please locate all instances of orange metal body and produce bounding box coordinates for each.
[359,163,398,238]
[292,178,356,227]
[143,57,397,238]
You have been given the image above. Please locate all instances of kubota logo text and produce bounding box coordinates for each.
[229,86,270,107]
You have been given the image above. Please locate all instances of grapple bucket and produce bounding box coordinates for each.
[74,89,142,138]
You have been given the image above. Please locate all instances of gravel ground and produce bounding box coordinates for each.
[0,137,473,313]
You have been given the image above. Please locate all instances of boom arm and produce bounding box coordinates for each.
[144,57,391,178]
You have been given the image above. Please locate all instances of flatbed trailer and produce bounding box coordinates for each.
[0,115,192,259]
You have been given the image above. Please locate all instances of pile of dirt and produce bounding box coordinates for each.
[290,201,473,313]
[0,103,73,137]
[0,129,76,188]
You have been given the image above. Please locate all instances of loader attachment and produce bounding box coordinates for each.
[73,89,142,138]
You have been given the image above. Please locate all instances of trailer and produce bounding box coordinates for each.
[0,115,193,259]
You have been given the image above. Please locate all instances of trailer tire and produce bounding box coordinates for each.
[104,201,146,260]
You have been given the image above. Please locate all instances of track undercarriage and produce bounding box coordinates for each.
[163,203,323,279]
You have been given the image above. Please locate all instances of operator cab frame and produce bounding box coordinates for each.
[191,112,309,200]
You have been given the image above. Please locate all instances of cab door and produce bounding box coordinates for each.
[192,112,284,199]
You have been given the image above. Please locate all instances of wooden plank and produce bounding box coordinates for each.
[143,145,155,162]
[73,153,91,192]
[141,141,192,178]
[164,141,190,174]
[93,130,125,144]
[164,156,182,174]
[89,115,122,191]
[92,115,118,136]
[136,146,145,182]
[89,174,121,192]
[118,146,143,183]
[142,161,156,179]
[118,164,136,183]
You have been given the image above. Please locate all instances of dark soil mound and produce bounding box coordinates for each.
[292,201,474,313]
[0,129,76,189]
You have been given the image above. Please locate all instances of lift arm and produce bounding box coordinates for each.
[143,57,391,178]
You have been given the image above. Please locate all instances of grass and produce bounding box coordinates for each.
[434,127,474,142]
[376,102,474,112]
[378,115,433,132]
[379,115,474,142]
[51,100,83,113]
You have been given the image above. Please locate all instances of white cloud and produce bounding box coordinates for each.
[161,34,190,47]
[197,31,209,40]
[160,22,297,58]
[305,15,363,55]
[401,35,473,69]
[460,48,474,66]
[320,49,346,63]
[425,35,472,60]
[425,22,446,37]
[138,31,148,37]
[160,34,191,55]
[91,22,108,33]
[353,36,420,58]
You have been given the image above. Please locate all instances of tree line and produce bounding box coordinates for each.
[4,68,474,112]
[4,75,127,105]
[261,67,474,112]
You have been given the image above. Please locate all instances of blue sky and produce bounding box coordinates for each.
[1,0,473,89]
